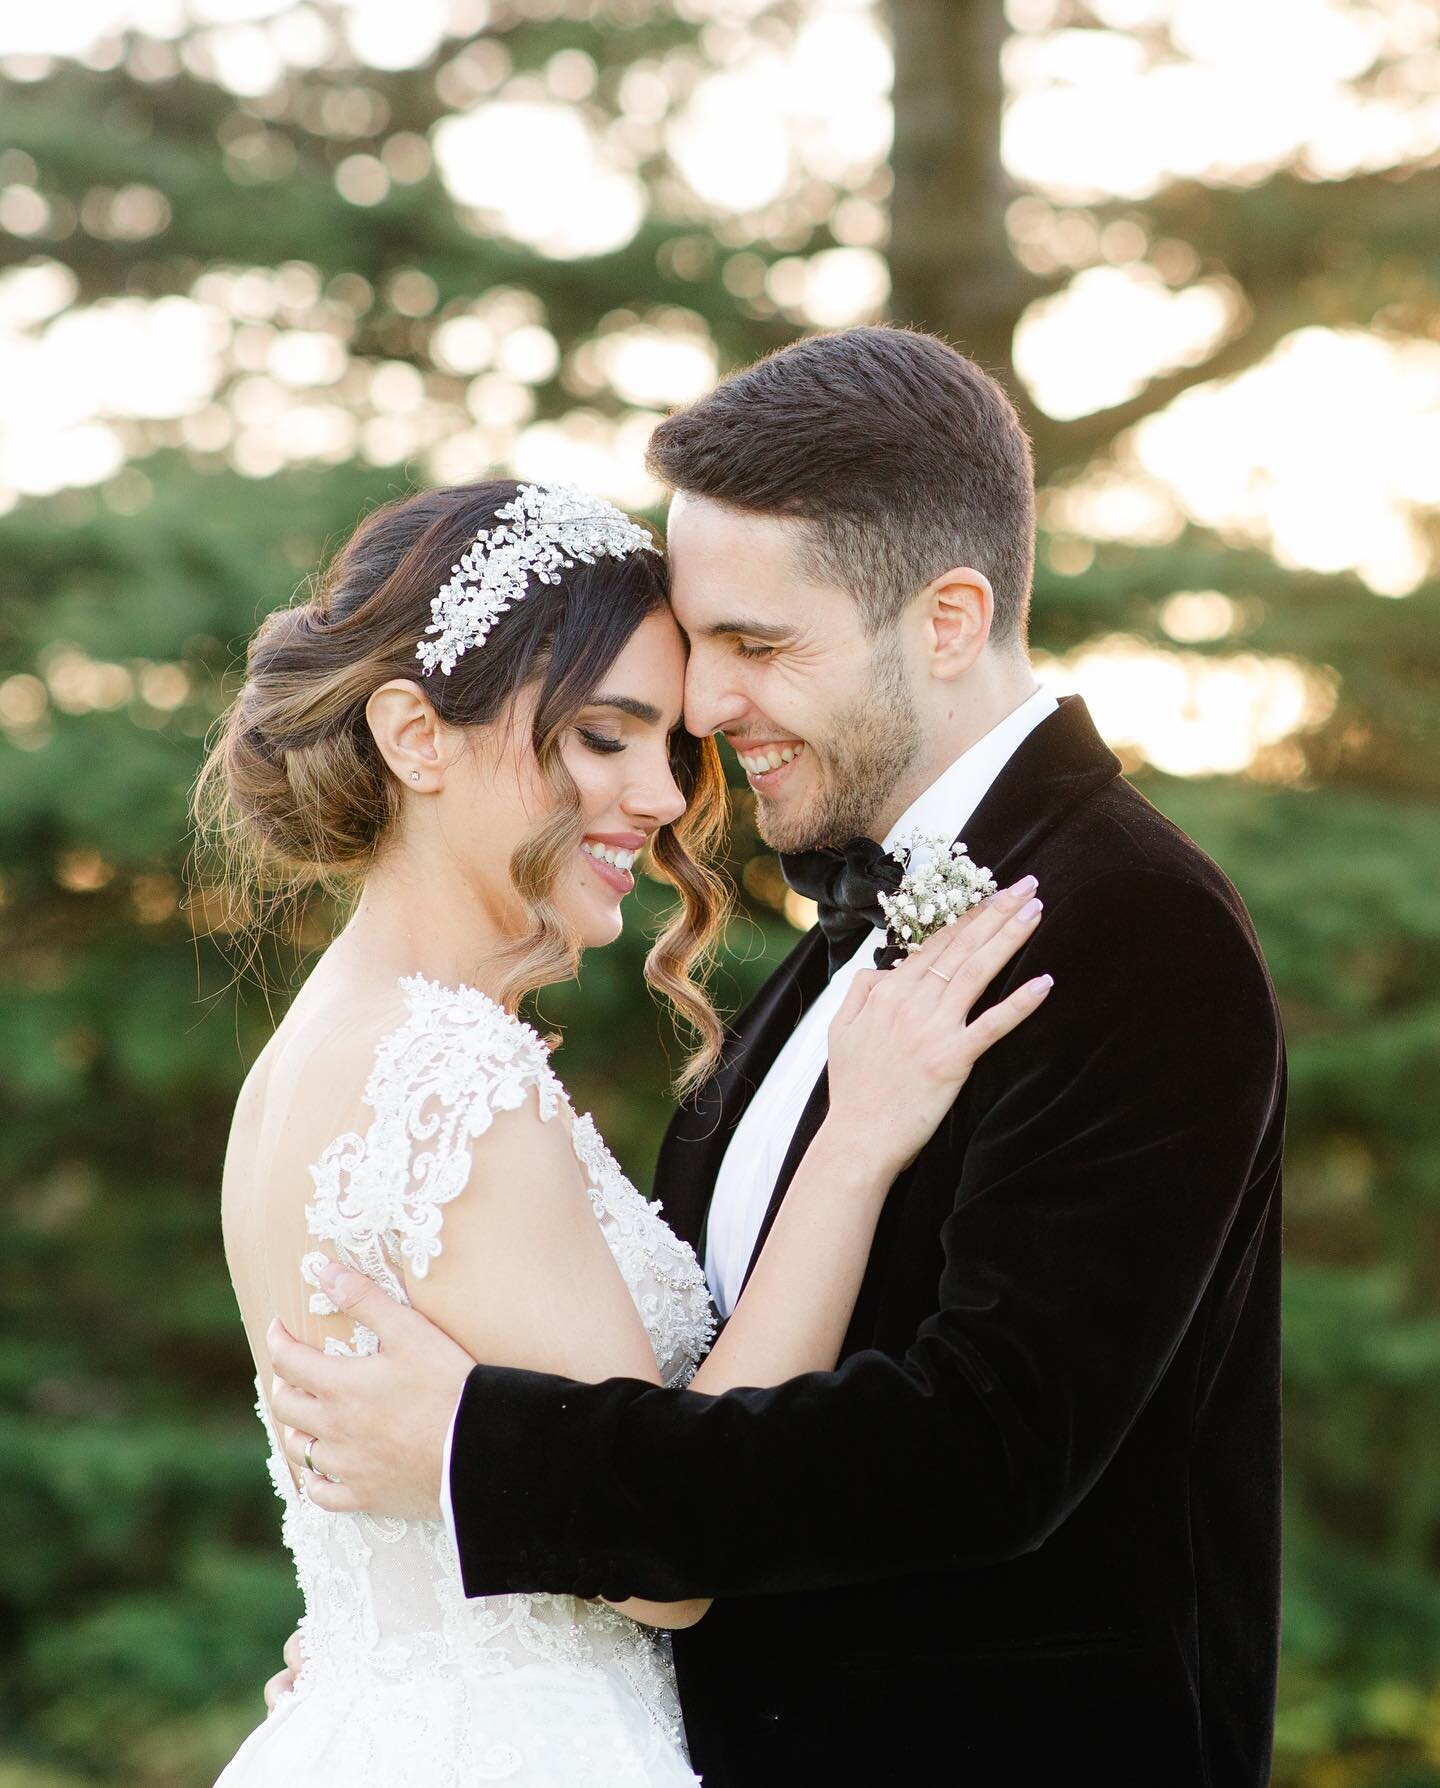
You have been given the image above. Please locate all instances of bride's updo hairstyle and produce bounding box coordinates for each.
[193,479,730,1092]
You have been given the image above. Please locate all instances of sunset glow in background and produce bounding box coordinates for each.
[0,0,1433,784]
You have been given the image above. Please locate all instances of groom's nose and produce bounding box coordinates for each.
[683,649,749,740]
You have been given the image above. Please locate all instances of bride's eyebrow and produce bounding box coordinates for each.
[586,694,662,724]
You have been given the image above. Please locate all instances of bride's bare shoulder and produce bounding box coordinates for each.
[230,974,421,1142]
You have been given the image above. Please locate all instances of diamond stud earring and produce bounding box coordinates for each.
[409,771,420,782]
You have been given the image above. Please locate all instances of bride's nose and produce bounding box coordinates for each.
[622,749,686,830]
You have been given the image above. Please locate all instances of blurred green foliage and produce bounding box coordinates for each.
[0,5,1437,1785]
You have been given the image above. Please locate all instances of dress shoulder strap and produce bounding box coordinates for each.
[302,975,563,1315]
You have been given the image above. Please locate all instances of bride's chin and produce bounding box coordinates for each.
[578,908,625,949]
[560,891,625,950]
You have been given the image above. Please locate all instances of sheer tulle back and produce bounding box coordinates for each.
[217,975,714,1787]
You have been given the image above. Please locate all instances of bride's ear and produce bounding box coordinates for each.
[366,680,448,791]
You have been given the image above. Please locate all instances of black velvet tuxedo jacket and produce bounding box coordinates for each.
[450,695,1286,1787]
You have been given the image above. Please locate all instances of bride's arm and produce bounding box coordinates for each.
[688,879,1049,1397]
[392,1097,709,1630]
[401,1096,662,1389]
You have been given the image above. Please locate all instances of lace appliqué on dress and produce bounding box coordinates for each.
[570,1113,716,1387]
[303,976,562,1329]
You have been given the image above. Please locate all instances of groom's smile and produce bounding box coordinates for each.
[724,721,822,838]
[728,737,807,787]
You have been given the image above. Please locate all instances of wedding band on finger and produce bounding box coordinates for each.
[926,966,953,983]
[301,1437,342,1489]
[303,1437,333,1483]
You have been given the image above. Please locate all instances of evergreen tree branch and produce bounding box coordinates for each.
[1031,160,1440,471]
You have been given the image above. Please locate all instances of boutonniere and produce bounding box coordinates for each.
[877,831,998,954]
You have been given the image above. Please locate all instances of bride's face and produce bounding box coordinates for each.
[451,609,691,950]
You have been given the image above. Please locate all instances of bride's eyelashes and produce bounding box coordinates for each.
[576,725,625,756]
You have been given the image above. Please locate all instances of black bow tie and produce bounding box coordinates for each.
[779,837,906,976]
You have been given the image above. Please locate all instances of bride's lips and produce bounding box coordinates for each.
[584,853,634,895]
[580,832,644,897]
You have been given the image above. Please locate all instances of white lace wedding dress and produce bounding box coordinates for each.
[217,974,715,1787]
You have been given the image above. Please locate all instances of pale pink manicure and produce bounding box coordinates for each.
[1010,874,1039,897]
[1018,897,1043,922]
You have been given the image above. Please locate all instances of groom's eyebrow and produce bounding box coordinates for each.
[588,694,663,724]
[703,618,792,641]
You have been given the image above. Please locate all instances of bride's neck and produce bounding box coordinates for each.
[321,850,520,1004]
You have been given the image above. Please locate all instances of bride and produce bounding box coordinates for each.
[201,478,1051,1785]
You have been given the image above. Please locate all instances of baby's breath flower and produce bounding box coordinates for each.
[877,831,998,954]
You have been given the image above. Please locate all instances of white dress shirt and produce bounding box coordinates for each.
[441,684,1059,1555]
[703,686,1058,1317]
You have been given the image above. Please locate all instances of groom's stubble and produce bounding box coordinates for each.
[750,624,921,855]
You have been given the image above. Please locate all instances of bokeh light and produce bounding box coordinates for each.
[0,0,1433,785]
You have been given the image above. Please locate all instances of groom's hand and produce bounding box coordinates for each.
[263,1630,303,1711]
[267,1263,474,1520]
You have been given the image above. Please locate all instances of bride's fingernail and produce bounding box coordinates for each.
[1018,897,1043,922]
[1010,874,1039,897]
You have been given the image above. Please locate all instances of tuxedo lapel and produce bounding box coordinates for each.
[655,920,831,1257]
[961,694,1121,888]
[735,694,1122,1296]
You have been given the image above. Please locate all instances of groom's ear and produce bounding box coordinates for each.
[922,567,994,680]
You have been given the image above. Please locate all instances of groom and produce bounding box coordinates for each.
[270,327,1285,1785]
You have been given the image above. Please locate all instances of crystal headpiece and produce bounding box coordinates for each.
[417,481,657,677]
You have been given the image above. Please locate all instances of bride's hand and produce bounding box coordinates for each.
[823,875,1052,1179]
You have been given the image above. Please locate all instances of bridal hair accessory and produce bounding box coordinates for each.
[417,482,657,676]
[877,831,998,955]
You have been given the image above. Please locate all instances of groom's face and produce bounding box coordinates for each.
[667,494,921,853]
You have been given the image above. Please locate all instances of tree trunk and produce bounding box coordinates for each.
[884,0,1031,388]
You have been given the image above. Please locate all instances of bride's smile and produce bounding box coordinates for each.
[552,611,690,945]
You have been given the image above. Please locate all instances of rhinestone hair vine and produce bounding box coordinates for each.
[416,482,658,677]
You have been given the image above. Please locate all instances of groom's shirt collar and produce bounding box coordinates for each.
[875,685,1059,897]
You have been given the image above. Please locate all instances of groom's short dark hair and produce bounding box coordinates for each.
[646,326,1035,647]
